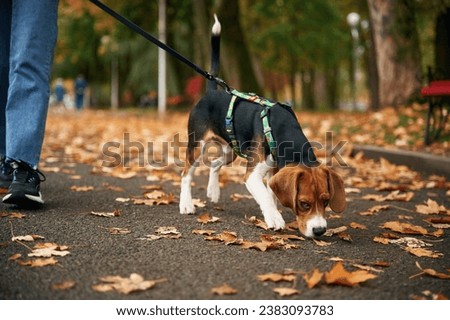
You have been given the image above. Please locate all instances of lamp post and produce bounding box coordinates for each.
[347,12,360,110]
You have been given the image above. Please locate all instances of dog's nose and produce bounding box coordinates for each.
[313,226,326,237]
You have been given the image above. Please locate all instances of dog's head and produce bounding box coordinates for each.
[269,165,346,238]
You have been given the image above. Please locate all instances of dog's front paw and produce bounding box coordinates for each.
[207,185,220,203]
[264,211,285,230]
[179,201,196,214]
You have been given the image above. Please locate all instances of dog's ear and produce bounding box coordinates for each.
[269,166,305,209]
[324,167,346,213]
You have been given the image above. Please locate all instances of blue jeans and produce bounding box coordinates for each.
[0,0,58,168]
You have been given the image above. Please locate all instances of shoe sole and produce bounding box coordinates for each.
[2,192,44,209]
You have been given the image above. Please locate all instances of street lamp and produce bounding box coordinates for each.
[347,12,360,110]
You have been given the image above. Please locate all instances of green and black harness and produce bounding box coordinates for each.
[225,89,284,160]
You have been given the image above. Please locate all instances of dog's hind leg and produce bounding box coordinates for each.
[207,144,235,203]
[179,141,201,214]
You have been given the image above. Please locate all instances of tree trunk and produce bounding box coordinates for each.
[435,7,450,79]
[367,0,422,107]
[215,0,261,93]
[192,0,209,69]
[301,69,316,110]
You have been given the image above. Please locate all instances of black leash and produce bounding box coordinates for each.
[89,0,229,91]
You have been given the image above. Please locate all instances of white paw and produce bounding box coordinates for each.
[179,200,196,214]
[264,211,286,230]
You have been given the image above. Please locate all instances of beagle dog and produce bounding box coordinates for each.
[179,16,346,238]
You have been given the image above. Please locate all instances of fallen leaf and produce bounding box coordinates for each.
[12,234,45,242]
[423,217,450,229]
[313,239,333,247]
[92,273,166,294]
[416,199,447,215]
[359,204,390,216]
[352,264,384,273]
[192,198,206,208]
[411,262,450,280]
[70,185,94,192]
[404,247,443,258]
[350,222,367,230]
[28,245,70,258]
[244,215,268,230]
[197,212,220,224]
[303,269,324,288]
[115,197,130,203]
[324,226,347,237]
[211,284,237,296]
[257,273,296,283]
[155,226,180,235]
[192,229,216,236]
[273,287,299,296]
[17,257,58,267]
[51,280,76,290]
[230,193,253,201]
[8,253,22,261]
[205,231,240,245]
[324,262,377,287]
[90,209,121,217]
[381,221,429,236]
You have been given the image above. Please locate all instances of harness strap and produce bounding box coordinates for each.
[226,90,278,159]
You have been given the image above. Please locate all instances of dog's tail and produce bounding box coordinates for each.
[207,14,221,91]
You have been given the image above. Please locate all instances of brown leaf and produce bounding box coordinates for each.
[12,234,45,242]
[92,273,166,294]
[244,215,268,230]
[381,221,429,236]
[90,209,121,217]
[205,231,240,245]
[423,217,450,229]
[230,193,253,201]
[108,227,131,235]
[324,262,377,287]
[350,222,367,230]
[416,199,447,215]
[360,204,390,216]
[192,198,206,208]
[192,229,216,236]
[8,253,22,261]
[412,262,450,280]
[17,257,58,267]
[51,280,76,290]
[303,269,324,288]
[257,273,296,283]
[273,287,299,296]
[313,239,333,247]
[404,247,443,258]
[211,284,237,296]
[197,212,220,224]
[324,226,347,237]
[70,185,94,192]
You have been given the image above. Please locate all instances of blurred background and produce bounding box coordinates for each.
[51,0,450,113]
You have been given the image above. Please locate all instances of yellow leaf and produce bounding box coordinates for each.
[211,284,237,296]
[303,269,324,289]
[324,262,377,287]
[257,273,296,283]
[273,287,299,296]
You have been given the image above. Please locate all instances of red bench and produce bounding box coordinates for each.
[420,80,450,145]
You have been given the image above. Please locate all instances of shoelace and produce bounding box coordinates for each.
[9,161,46,183]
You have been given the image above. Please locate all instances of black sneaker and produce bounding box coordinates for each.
[0,156,13,189]
[2,160,46,208]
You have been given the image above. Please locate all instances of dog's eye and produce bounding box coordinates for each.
[299,201,311,210]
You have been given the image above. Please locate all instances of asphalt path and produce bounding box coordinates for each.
[0,158,449,300]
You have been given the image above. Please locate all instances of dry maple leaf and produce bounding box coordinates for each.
[313,239,333,247]
[28,245,70,258]
[197,212,220,224]
[324,262,377,287]
[359,204,390,216]
[303,269,324,289]
[411,262,450,280]
[92,273,166,294]
[205,231,240,245]
[350,222,367,230]
[324,226,347,237]
[192,229,216,236]
[17,257,58,267]
[192,198,206,208]
[273,287,299,296]
[381,221,428,236]
[244,215,268,230]
[404,247,443,258]
[155,226,180,235]
[51,280,76,291]
[416,199,447,215]
[90,209,121,217]
[230,193,253,201]
[423,217,450,229]
[70,185,94,192]
[12,234,45,242]
[257,273,296,283]
[211,283,237,296]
